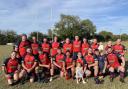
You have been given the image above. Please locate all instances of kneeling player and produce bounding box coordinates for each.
[64,51,75,80]
[51,49,65,80]
[2,51,20,85]
[107,47,125,83]
[84,49,101,84]
[19,48,37,84]
[35,50,52,82]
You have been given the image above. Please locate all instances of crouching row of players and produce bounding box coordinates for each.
[2,47,125,85]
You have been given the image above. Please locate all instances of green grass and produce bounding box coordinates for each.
[0,44,128,89]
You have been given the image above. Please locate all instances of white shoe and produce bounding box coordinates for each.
[77,81,79,84]
[49,77,53,82]
[83,81,86,84]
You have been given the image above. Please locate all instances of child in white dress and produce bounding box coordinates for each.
[76,62,86,84]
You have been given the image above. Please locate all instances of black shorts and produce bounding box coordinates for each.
[34,54,39,60]
[72,52,78,60]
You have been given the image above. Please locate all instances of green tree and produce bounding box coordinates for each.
[99,31,113,41]
[53,14,96,40]
[0,33,7,45]
[80,19,96,39]
[5,30,17,43]
[28,31,48,42]
[121,34,128,41]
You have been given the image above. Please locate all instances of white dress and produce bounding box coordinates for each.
[76,67,83,78]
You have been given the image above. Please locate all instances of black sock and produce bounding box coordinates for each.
[120,71,125,79]
[110,72,114,78]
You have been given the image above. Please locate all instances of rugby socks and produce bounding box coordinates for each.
[110,72,115,78]
[119,71,125,83]
[120,71,125,79]
[36,73,41,82]
[109,72,115,82]
[94,76,100,84]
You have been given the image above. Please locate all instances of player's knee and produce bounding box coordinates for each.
[85,70,91,76]
[120,66,125,72]
[109,67,114,72]
[14,73,19,81]
[94,66,98,70]
[35,66,39,73]
[19,70,26,77]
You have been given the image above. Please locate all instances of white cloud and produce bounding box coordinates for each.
[0,0,128,34]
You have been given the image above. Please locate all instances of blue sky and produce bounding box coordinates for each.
[0,0,128,34]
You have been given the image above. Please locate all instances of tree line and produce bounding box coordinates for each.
[0,14,128,45]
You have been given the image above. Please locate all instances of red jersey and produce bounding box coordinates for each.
[76,58,85,66]
[23,54,37,69]
[84,55,96,65]
[73,40,81,52]
[51,42,59,56]
[16,52,21,59]
[3,58,19,73]
[82,43,89,56]
[107,53,120,68]
[113,44,125,55]
[38,54,50,65]
[19,41,30,57]
[65,57,73,66]
[105,45,113,51]
[55,54,64,64]
[31,42,39,55]
[63,43,73,53]
[91,43,99,51]
[42,43,50,53]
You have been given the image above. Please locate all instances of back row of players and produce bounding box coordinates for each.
[2,34,126,85]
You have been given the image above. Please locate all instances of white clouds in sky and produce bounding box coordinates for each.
[0,0,128,34]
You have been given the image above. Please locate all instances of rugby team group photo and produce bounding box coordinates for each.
[2,34,127,86]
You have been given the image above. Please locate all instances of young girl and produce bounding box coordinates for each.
[76,62,86,84]
[76,52,86,84]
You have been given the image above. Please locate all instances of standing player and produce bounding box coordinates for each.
[105,41,113,51]
[63,38,73,54]
[113,39,126,56]
[31,36,40,59]
[106,47,125,83]
[18,34,31,57]
[73,36,81,60]
[81,38,89,56]
[19,48,37,83]
[14,45,22,65]
[42,38,50,55]
[2,51,20,85]
[91,38,99,52]
[51,36,60,61]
